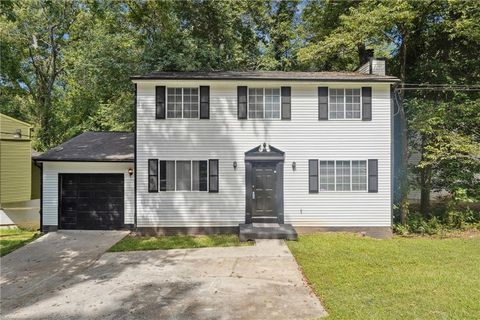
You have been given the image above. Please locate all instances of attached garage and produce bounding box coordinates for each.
[35,132,135,232]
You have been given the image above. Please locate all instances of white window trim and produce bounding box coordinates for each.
[327,88,362,120]
[317,159,368,192]
[164,160,209,192]
[165,87,200,119]
[247,87,282,120]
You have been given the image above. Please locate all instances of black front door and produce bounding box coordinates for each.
[252,163,277,223]
[59,174,124,230]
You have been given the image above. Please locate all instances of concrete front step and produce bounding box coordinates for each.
[239,223,298,241]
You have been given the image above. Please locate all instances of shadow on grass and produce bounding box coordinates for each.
[0,229,40,257]
[108,234,253,252]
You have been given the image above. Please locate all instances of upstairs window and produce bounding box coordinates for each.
[329,88,361,119]
[167,88,199,118]
[248,88,281,119]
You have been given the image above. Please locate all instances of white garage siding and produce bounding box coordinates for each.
[134,80,393,228]
[42,162,135,227]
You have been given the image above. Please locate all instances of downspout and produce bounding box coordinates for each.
[34,160,43,232]
[390,85,395,229]
[134,83,137,230]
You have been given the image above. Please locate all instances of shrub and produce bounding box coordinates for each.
[394,207,480,236]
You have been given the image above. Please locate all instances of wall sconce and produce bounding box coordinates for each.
[233,161,237,170]
[128,168,134,176]
[292,162,296,171]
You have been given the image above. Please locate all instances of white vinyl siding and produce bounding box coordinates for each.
[135,80,392,227]
[41,162,134,226]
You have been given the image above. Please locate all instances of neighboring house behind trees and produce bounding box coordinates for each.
[0,114,33,205]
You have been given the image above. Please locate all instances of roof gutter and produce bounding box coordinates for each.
[131,76,400,83]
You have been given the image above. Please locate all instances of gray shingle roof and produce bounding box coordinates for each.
[35,132,134,162]
[131,71,399,82]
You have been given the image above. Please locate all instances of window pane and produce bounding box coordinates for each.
[192,161,200,191]
[166,161,175,191]
[336,160,351,191]
[319,161,335,191]
[329,89,345,119]
[265,88,280,119]
[248,88,264,118]
[192,161,207,191]
[176,161,191,191]
[345,88,361,119]
[167,88,182,118]
[183,88,199,118]
[352,160,367,190]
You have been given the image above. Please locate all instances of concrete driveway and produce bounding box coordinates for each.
[1,230,129,315]
[1,238,325,320]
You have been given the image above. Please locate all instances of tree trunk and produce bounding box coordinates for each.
[419,167,431,218]
[419,135,432,218]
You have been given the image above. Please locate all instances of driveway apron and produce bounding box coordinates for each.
[0,230,128,314]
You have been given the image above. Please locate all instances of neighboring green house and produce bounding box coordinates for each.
[0,114,33,205]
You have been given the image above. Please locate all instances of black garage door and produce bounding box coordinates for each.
[59,174,124,230]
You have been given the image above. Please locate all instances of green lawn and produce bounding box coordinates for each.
[0,228,39,256]
[109,234,252,252]
[287,233,480,320]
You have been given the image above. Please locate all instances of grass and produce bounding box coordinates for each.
[0,228,40,256]
[108,234,252,252]
[287,233,480,320]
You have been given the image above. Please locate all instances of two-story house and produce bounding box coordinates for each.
[35,58,399,239]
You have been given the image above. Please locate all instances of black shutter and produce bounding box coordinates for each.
[362,87,372,121]
[368,159,378,193]
[318,87,328,120]
[200,86,210,119]
[237,86,247,119]
[148,159,158,192]
[209,159,219,192]
[159,160,166,191]
[309,159,319,193]
[156,86,166,119]
[281,86,291,120]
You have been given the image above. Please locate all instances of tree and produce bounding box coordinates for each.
[298,0,480,222]
[1,0,81,150]
[257,0,300,70]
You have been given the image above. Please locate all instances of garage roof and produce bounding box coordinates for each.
[35,132,134,162]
